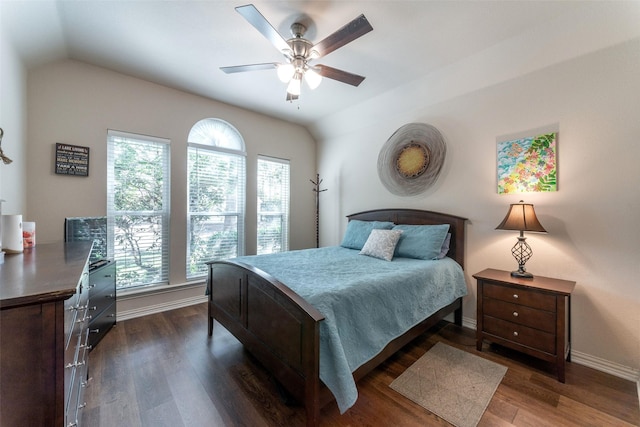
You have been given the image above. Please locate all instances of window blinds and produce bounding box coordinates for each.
[107,130,171,289]
[257,156,290,255]
[187,146,246,278]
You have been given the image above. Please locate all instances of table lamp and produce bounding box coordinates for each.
[495,200,547,278]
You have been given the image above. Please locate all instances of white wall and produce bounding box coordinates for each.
[0,20,27,217]
[26,59,317,286]
[316,40,640,378]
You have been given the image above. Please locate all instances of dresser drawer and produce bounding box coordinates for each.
[89,286,116,318]
[64,270,89,349]
[66,328,90,427]
[88,302,116,350]
[89,262,115,294]
[483,282,556,312]
[484,315,556,355]
[88,260,116,350]
[483,297,556,333]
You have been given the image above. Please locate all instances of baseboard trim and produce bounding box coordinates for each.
[570,349,640,383]
[117,284,207,321]
[461,316,640,384]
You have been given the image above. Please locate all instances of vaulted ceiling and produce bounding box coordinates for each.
[2,1,639,137]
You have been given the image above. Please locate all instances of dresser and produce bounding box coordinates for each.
[88,260,116,350]
[0,242,93,426]
[474,268,576,382]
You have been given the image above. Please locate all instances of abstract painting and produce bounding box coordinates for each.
[497,132,557,194]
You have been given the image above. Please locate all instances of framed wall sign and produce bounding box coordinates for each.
[55,143,90,176]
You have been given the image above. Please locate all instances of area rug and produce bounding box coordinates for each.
[389,342,507,427]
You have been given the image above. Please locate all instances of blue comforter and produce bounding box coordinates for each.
[232,246,468,413]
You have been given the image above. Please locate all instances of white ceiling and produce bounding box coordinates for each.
[2,1,639,134]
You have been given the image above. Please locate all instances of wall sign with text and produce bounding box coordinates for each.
[55,143,90,176]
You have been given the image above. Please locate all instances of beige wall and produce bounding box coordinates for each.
[315,39,640,378]
[0,23,27,217]
[25,59,317,285]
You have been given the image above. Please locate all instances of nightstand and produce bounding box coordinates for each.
[474,268,576,382]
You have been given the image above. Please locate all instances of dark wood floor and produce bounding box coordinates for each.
[82,303,639,427]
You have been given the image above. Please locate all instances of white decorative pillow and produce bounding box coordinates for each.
[359,229,403,261]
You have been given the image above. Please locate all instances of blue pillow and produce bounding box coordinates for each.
[392,224,451,260]
[340,220,395,250]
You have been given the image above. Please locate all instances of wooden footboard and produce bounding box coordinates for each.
[207,208,467,427]
[207,260,326,426]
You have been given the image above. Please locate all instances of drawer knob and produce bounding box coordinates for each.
[513,331,519,337]
[513,294,519,299]
[513,311,519,317]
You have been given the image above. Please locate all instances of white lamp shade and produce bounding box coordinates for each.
[287,76,301,96]
[277,63,295,82]
[304,68,322,89]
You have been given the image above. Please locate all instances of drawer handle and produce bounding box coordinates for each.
[513,331,519,337]
[65,360,86,369]
[90,328,100,334]
[105,274,113,278]
[108,313,116,318]
[77,315,92,324]
[513,294,519,299]
[68,422,78,427]
[77,402,87,410]
[88,306,97,311]
[513,311,519,317]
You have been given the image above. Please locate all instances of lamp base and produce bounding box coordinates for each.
[511,270,533,279]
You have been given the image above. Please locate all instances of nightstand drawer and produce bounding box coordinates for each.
[483,282,556,312]
[484,316,556,354]
[483,297,556,333]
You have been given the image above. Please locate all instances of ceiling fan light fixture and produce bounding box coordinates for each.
[277,63,295,82]
[224,4,373,102]
[287,74,302,96]
[304,68,322,89]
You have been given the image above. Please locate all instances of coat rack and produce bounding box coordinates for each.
[310,174,327,248]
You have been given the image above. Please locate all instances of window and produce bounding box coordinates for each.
[107,130,170,290]
[257,156,290,255]
[187,119,246,279]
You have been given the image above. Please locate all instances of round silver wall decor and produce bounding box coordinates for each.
[377,123,446,196]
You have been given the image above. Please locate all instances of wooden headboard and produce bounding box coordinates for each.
[347,208,467,269]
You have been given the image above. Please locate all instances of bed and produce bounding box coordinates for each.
[206,208,467,427]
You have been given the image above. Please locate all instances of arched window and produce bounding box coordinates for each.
[186,119,246,279]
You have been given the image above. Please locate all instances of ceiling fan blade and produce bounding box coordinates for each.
[313,14,373,58]
[315,64,366,87]
[220,63,278,74]
[235,4,290,54]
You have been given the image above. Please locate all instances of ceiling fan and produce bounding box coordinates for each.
[220,4,373,101]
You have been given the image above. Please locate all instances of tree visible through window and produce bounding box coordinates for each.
[257,156,290,255]
[107,130,170,289]
[187,119,246,279]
